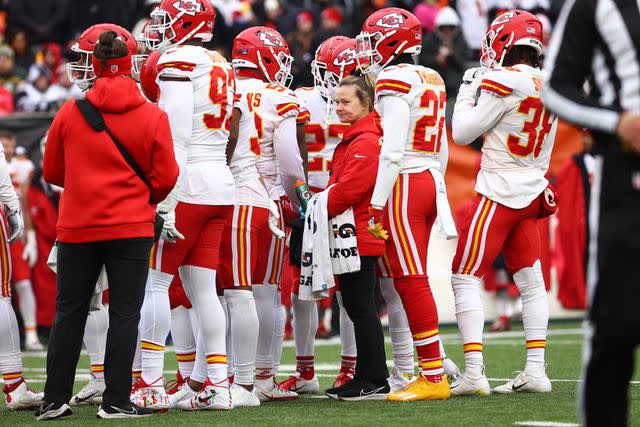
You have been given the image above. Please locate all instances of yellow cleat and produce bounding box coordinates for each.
[387,375,450,402]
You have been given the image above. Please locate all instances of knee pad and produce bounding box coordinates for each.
[513,260,546,302]
[451,273,483,316]
[13,279,30,293]
[148,269,173,294]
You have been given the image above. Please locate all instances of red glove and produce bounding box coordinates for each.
[367,206,388,240]
[280,198,299,224]
[540,184,558,218]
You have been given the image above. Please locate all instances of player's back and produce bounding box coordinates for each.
[374,63,447,173]
[476,64,558,208]
[295,86,349,190]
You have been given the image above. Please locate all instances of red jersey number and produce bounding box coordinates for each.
[412,89,446,153]
[507,96,555,158]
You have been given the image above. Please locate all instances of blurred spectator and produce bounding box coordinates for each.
[48,63,83,109]
[68,0,142,42]
[257,0,298,35]
[413,0,439,34]
[455,0,488,59]
[28,43,62,84]
[7,28,34,79]
[8,0,70,44]
[0,85,13,115]
[420,6,468,113]
[0,45,21,94]
[311,7,344,56]
[15,65,58,112]
[287,11,315,88]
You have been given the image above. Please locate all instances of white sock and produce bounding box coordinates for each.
[189,309,207,384]
[380,278,414,375]
[179,265,227,384]
[225,290,259,386]
[273,298,285,376]
[139,269,173,385]
[452,273,485,377]
[292,293,317,359]
[84,303,108,380]
[0,298,23,386]
[220,295,234,379]
[495,288,509,318]
[171,306,196,379]
[336,291,356,359]
[513,260,549,373]
[13,280,36,336]
[253,285,278,383]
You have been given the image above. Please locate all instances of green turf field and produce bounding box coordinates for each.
[4,322,640,426]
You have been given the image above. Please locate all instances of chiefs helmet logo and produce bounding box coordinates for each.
[376,12,404,29]
[259,31,284,47]
[173,0,201,16]
[491,11,515,26]
[333,48,356,66]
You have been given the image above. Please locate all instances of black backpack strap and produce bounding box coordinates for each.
[75,99,151,189]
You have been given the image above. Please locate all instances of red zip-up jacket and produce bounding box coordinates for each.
[43,76,178,243]
[326,112,385,257]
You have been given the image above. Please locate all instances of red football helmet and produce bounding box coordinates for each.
[311,36,349,97]
[480,10,543,68]
[356,7,422,74]
[232,26,293,87]
[139,50,162,102]
[145,0,215,50]
[67,23,137,90]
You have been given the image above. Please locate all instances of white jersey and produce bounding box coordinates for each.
[157,45,236,205]
[455,64,558,208]
[295,86,349,190]
[9,156,34,188]
[374,64,448,173]
[236,78,301,200]
[231,84,271,208]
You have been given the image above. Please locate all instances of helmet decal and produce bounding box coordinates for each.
[333,48,356,67]
[259,31,284,47]
[376,12,404,29]
[173,0,201,15]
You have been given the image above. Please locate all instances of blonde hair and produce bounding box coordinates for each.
[338,76,374,112]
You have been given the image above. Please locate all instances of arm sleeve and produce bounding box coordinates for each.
[273,116,305,204]
[149,112,179,204]
[0,146,19,212]
[452,86,508,146]
[542,0,619,133]
[327,139,379,218]
[42,103,66,187]
[370,96,410,209]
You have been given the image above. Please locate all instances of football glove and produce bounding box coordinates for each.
[462,67,486,85]
[158,209,184,243]
[5,207,24,243]
[268,200,286,239]
[22,229,38,267]
[367,206,388,241]
[540,184,559,218]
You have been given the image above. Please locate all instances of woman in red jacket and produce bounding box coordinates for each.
[39,31,178,420]
[324,76,389,400]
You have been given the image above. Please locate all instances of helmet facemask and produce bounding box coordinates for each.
[145,8,177,50]
[67,52,95,91]
[259,47,293,87]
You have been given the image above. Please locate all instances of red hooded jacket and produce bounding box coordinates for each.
[327,113,385,257]
[43,76,178,243]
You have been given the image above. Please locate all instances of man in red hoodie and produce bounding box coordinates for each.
[38,31,178,420]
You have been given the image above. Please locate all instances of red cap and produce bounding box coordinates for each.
[321,7,343,24]
[297,11,313,25]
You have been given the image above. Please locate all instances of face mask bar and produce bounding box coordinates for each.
[145,9,177,50]
[67,53,95,91]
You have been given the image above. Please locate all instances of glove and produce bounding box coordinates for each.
[268,200,286,239]
[459,67,486,102]
[22,229,38,267]
[158,209,184,243]
[5,207,24,243]
[367,206,388,241]
[540,184,559,218]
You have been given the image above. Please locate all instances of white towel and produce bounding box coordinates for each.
[429,168,458,240]
[329,205,361,275]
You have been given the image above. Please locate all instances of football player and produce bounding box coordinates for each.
[231,26,306,402]
[133,0,235,411]
[450,10,555,395]
[357,7,457,401]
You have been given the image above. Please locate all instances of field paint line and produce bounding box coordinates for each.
[514,422,579,427]
[310,395,330,399]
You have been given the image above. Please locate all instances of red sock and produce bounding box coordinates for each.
[340,355,356,375]
[296,355,315,380]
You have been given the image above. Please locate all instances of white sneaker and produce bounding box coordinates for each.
[387,368,413,392]
[168,382,198,408]
[130,379,169,410]
[177,380,233,411]
[3,380,43,410]
[492,370,552,394]
[230,383,260,407]
[278,375,320,394]
[449,371,491,397]
[25,332,44,352]
[70,374,105,406]
[443,357,461,382]
[253,378,299,401]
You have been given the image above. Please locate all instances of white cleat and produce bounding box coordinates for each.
[177,380,233,411]
[70,374,105,406]
[492,370,552,394]
[253,378,299,402]
[3,380,43,410]
[449,371,491,397]
[387,368,413,393]
[130,380,170,410]
[24,333,44,352]
[278,375,320,394]
[168,382,198,408]
[230,383,260,407]
[443,357,461,382]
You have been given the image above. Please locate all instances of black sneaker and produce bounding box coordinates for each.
[337,381,390,401]
[325,380,359,399]
[35,402,72,421]
[96,403,153,419]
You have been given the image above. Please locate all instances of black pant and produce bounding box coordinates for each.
[338,256,388,383]
[44,237,153,407]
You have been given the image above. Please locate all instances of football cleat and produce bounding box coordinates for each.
[168,382,198,408]
[24,333,44,352]
[176,379,233,411]
[70,374,105,406]
[442,357,462,383]
[332,372,354,389]
[387,368,413,392]
[130,378,169,410]
[449,370,491,397]
[387,375,450,402]
[253,378,299,402]
[490,316,512,332]
[492,370,552,394]
[3,379,43,410]
[278,375,320,394]
[230,383,260,407]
